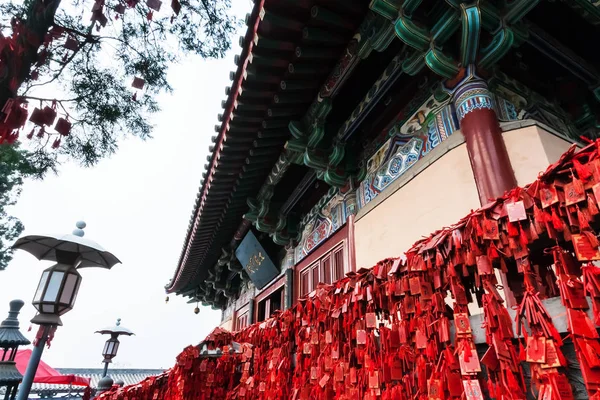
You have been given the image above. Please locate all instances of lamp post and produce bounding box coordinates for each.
[0,300,30,400]
[12,222,121,400]
[95,319,134,378]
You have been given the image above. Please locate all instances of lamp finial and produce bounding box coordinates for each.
[73,221,86,237]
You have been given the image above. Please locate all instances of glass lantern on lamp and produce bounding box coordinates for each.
[31,261,82,326]
[102,336,120,363]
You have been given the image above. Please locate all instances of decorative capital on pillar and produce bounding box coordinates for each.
[282,245,295,270]
[343,190,358,217]
[454,79,495,122]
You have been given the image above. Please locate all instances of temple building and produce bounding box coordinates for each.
[166,0,599,336]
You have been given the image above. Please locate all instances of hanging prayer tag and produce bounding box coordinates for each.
[319,374,330,388]
[506,201,527,222]
[476,255,492,275]
[146,0,162,11]
[409,276,421,294]
[356,329,367,345]
[389,258,401,274]
[454,313,472,334]
[551,374,575,400]
[483,218,500,240]
[564,182,586,206]
[366,312,377,329]
[447,372,463,396]
[171,0,181,15]
[132,77,146,89]
[459,350,482,374]
[29,108,46,126]
[540,184,559,208]
[54,118,71,136]
[64,36,79,51]
[335,364,344,382]
[462,379,484,400]
[428,378,443,400]
[369,371,379,389]
[480,347,499,370]
[415,328,427,349]
[303,342,311,354]
[526,336,546,363]
[572,234,600,261]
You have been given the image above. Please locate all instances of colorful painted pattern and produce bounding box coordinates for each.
[494,94,519,121]
[294,190,348,263]
[454,81,495,121]
[357,103,459,209]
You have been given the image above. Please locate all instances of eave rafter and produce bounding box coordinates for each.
[242,11,398,249]
[169,1,376,303]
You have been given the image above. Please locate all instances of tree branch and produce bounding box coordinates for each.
[24,20,96,93]
[0,0,63,107]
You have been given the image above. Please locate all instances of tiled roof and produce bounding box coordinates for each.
[29,368,164,392]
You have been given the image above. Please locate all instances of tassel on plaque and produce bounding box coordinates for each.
[578,206,592,231]
[533,203,545,223]
[507,221,519,237]
[574,158,593,181]
[582,231,600,249]
[171,0,181,15]
[529,219,540,241]
[589,193,600,216]
[551,208,563,231]
[573,169,585,195]
[519,224,529,247]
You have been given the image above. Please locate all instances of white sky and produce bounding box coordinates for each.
[0,1,252,370]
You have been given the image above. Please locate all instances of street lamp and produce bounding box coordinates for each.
[96,319,134,378]
[0,300,30,400]
[31,263,82,325]
[12,222,121,400]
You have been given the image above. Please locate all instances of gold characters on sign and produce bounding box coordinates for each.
[245,251,265,275]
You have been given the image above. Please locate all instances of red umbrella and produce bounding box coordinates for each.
[14,349,90,386]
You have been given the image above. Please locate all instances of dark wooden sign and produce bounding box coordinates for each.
[235,231,279,290]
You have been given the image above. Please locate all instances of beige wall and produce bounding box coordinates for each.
[504,125,572,186]
[354,123,573,270]
[354,142,481,269]
[220,319,233,332]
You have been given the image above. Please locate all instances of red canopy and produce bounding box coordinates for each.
[14,349,90,387]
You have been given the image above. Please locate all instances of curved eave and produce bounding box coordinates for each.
[166,0,266,294]
[167,0,369,296]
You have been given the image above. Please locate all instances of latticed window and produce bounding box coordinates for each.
[299,243,346,297]
[236,312,249,331]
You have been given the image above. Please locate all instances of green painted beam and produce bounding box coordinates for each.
[394,16,430,51]
[369,0,401,21]
[479,27,515,69]
[460,3,481,66]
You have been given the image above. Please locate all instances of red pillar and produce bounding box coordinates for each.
[454,79,517,204]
